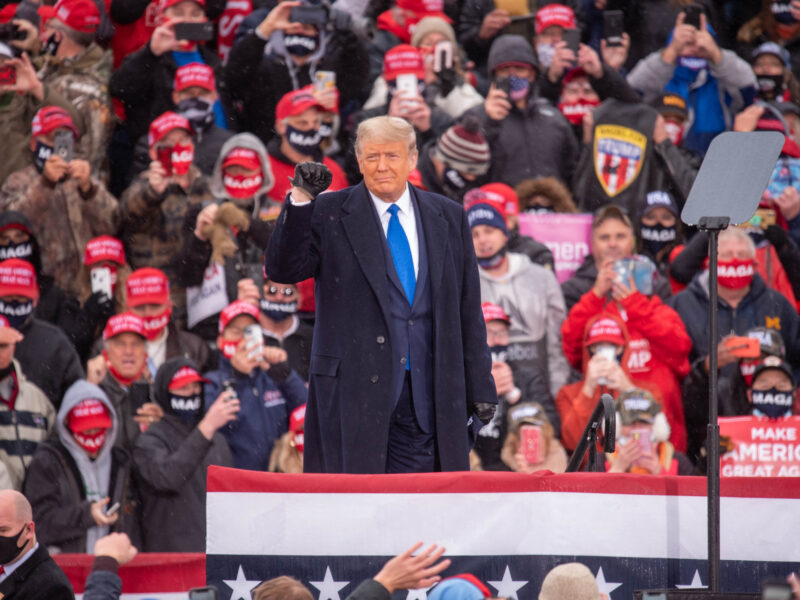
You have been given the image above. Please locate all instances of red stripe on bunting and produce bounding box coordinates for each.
[206,467,800,499]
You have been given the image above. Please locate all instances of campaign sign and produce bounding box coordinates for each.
[720,415,800,477]
[518,213,593,284]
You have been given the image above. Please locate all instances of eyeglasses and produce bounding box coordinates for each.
[267,285,296,297]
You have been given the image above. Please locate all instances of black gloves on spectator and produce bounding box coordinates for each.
[83,291,115,325]
[764,225,789,252]
[290,162,333,200]
[473,402,497,424]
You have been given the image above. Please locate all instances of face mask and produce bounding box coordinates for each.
[664,121,684,146]
[0,240,33,262]
[177,97,215,132]
[170,144,194,176]
[536,43,555,68]
[260,299,298,322]
[285,33,318,57]
[442,166,467,190]
[477,245,508,270]
[508,75,530,102]
[772,0,798,24]
[141,307,171,341]
[757,74,785,101]
[285,124,321,157]
[220,338,240,360]
[0,299,33,330]
[224,173,263,199]
[558,98,600,125]
[168,392,204,423]
[677,56,708,71]
[33,141,53,173]
[641,223,677,255]
[73,428,107,454]
[717,258,755,289]
[489,344,508,363]
[740,359,758,387]
[43,32,61,56]
[524,205,554,214]
[0,524,27,565]
[751,386,793,418]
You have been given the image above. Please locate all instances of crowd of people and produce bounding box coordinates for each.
[0,0,797,574]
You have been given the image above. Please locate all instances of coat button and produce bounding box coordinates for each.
[408,319,414,325]
[400,357,407,365]
[377,336,385,344]
[370,375,379,383]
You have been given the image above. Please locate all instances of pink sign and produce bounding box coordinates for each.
[719,415,800,477]
[517,213,594,283]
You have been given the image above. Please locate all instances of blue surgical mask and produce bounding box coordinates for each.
[285,124,321,157]
[0,298,33,330]
[260,299,297,322]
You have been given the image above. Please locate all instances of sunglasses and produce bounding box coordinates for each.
[266,285,296,297]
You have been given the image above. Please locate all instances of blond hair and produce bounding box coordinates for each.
[355,116,417,158]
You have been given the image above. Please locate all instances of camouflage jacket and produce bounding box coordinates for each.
[0,165,120,298]
[120,167,213,327]
[38,44,114,181]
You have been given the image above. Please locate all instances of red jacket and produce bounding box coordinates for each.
[561,289,691,452]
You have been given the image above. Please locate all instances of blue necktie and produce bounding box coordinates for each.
[386,204,416,305]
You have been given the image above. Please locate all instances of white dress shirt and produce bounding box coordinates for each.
[369,184,419,278]
[0,542,39,583]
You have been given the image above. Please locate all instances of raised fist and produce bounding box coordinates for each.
[290,162,333,200]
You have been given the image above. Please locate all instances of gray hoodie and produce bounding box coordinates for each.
[57,380,118,553]
[209,132,275,213]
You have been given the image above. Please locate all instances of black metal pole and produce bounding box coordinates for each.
[706,227,722,593]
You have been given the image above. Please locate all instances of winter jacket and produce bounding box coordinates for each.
[0,165,120,299]
[14,318,84,409]
[204,357,307,471]
[561,253,672,312]
[225,18,369,145]
[627,48,757,155]
[571,99,698,215]
[555,312,665,451]
[173,134,275,339]
[263,317,313,382]
[119,167,213,326]
[133,357,232,552]
[478,252,569,398]
[110,42,227,142]
[37,44,114,180]
[0,360,55,490]
[667,271,800,366]
[561,288,691,451]
[0,84,81,186]
[464,93,578,188]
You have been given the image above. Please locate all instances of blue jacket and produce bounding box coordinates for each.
[204,358,307,471]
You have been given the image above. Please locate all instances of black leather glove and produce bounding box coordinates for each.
[473,402,497,425]
[289,162,333,200]
[764,224,789,251]
[83,290,114,324]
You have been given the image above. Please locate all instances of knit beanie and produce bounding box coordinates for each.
[435,116,491,175]
[411,16,456,47]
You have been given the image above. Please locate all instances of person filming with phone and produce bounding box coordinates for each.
[24,380,141,553]
[0,105,119,301]
[203,300,307,471]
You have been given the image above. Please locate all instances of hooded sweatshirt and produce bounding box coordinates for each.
[478,252,569,398]
[56,380,119,553]
[555,312,665,451]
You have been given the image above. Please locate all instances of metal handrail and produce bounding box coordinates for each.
[565,393,616,472]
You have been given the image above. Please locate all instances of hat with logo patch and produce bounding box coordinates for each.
[168,365,209,390]
[752,355,795,387]
[126,268,169,307]
[746,326,786,359]
[535,3,576,34]
[585,316,625,348]
[383,44,426,81]
[218,300,260,333]
[103,313,146,341]
[653,93,688,120]
[0,259,39,299]
[67,397,112,432]
[466,202,508,235]
[148,111,192,147]
[507,401,550,432]
[174,62,215,92]
[84,235,125,266]
[481,302,510,325]
[222,147,261,171]
[53,0,101,33]
[31,106,78,139]
[616,388,661,425]
[275,88,324,122]
[640,189,679,220]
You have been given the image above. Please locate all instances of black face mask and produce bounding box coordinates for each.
[0,240,32,262]
[168,392,204,424]
[43,32,61,56]
[0,524,27,565]
[640,223,677,255]
[0,299,33,330]
[285,124,321,157]
[757,74,785,101]
[177,97,215,132]
[260,299,298,322]
[752,387,794,418]
[33,141,53,174]
[489,344,508,363]
[285,33,318,57]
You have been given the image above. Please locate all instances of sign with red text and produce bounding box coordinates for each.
[518,213,593,284]
[719,415,800,477]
